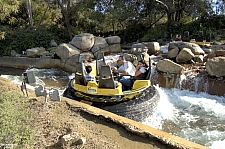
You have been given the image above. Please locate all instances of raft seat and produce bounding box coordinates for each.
[98,65,116,89]
[75,62,87,86]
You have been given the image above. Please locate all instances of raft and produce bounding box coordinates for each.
[63,54,160,122]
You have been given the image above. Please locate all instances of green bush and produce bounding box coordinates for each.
[0,27,58,55]
[0,91,35,148]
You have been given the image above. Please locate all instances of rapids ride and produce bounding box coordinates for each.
[63,53,160,122]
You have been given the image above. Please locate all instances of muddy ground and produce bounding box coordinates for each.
[0,77,171,149]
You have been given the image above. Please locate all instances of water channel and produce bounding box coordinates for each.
[1,66,225,149]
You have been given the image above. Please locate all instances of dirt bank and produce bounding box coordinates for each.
[0,77,172,149]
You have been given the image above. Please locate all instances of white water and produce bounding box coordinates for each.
[1,67,225,148]
[144,86,225,148]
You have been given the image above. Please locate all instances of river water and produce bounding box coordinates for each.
[1,67,225,149]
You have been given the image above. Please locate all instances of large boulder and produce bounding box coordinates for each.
[206,57,225,77]
[93,46,110,58]
[185,42,205,55]
[91,37,109,53]
[168,42,188,51]
[26,47,46,58]
[168,42,205,55]
[105,36,121,45]
[56,43,81,62]
[156,59,184,74]
[70,33,95,51]
[167,47,179,58]
[142,42,160,55]
[176,48,195,63]
[109,44,121,53]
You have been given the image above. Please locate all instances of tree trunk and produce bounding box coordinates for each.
[37,0,50,29]
[26,0,33,28]
[58,0,72,40]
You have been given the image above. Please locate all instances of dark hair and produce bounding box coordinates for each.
[119,55,125,60]
[85,65,92,73]
[138,60,148,67]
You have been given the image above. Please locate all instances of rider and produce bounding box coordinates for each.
[111,55,136,78]
[119,60,148,91]
[85,65,95,82]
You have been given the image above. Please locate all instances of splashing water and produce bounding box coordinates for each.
[144,86,225,148]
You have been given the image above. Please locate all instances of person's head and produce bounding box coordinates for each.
[85,65,92,73]
[118,56,126,64]
[138,60,148,67]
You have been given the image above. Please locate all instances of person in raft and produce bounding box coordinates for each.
[85,65,96,82]
[119,59,149,91]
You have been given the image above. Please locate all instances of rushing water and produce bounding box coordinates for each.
[1,67,225,148]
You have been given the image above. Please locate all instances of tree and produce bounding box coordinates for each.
[26,0,33,28]
[155,0,210,34]
[0,0,22,39]
[56,0,73,40]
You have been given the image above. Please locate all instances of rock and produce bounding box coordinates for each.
[74,137,86,145]
[206,57,225,77]
[194,55,204,63]
[142,42,160,55]
[26,47,46,58]
[167,47,179,58]
[176,48,195,63]
[66,55,79,67]
[91,37,109,53]
[202,48,212,54]
[56,43,81,62]
[80,52,95,61]
[206,52,216,59]
[210,45,225,51]
[93,46,110,58]
[70,33,95,51]
[156,59,184,74]
[185,42,205,55]
[131,43,148,55]
[109,44,121,53]
[168,42,205,55]
[50,39,58,47]
[11,50,20,57]
[214,50,225,56]
[60,132,79,147]
[168,42,188,51]
[105,36,121,45]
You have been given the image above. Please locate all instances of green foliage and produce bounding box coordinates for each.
[141,25,167,41]
[0,91,35,148]
[0,0,21,22]
[0,26,67,56]
[118,24,147,43]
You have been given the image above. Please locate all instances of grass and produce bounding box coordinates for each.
[0,91,35,148]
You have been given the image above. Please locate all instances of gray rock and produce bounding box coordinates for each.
[156,59,184,74]
[56,43,81,62]
[70,33,95,51]
[105,36,121,45]
[206,57,225,77]
[26,47,46,58]
[167,47,179,58]
[176,48,195,63]
[142,42,160,55]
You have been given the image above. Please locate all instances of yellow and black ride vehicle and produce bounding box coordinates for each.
[63,53,159,122]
